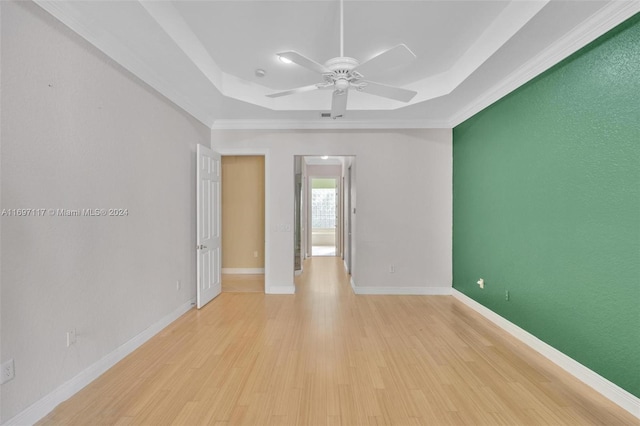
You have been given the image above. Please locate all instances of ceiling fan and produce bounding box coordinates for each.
[266,0,417,118]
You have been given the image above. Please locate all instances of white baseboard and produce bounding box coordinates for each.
[452,289,640,419]
[221,268,264,274]
[352,286,452,295]
[2,299,195,426]
[266,285,295,295]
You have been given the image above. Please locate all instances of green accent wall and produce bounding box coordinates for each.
[453,14,640,397]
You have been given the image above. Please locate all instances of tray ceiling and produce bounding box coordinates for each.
[34,1,639,128]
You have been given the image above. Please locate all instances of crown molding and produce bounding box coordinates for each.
[34,1,217,128]
[211,118,450,131]
[449,1,640,127]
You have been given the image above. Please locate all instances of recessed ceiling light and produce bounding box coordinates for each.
[278,55,293,64]
[321,156,329,160]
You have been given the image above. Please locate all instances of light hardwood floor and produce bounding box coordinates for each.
[39,257,636,425]
[222,274,265,293]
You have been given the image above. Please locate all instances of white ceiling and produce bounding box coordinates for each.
[35,1,639,129]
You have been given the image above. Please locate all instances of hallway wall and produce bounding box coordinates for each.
[211,129,452,295]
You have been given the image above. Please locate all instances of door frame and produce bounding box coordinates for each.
[215,148,271,293]
[346,165,352,273]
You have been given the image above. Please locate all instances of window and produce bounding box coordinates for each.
[311,188,335,229]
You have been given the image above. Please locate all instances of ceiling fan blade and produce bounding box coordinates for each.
[355,44,416,77]
[266,84,322,98]
[359,80,417,102]
[277,51,330,74]
[331,89,348,118]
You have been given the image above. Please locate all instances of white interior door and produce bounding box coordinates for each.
[196,144,221,309]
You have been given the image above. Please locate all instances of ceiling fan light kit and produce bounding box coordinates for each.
[268,0,417,118]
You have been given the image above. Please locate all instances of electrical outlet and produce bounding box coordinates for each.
[477,278,485,289]
[253,251,258,258]
[66,329,77,347]
[389,264,396,273]
[505,290,510,301]
[1,359,15,384]
[176,280,181,290]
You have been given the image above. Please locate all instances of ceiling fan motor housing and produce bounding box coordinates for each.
[325,56,359,71]
[325,57,360,75]
[324,57,363,93]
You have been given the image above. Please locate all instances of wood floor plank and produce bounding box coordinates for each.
[37,257,637,425]
[222,274,264,293]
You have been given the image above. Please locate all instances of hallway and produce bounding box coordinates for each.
[39,258,634,425]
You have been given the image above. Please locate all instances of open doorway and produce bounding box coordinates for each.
[311,177,338,256]
[293,155,355,277]
[220,155,265,293]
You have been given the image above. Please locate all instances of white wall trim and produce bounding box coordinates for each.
[450,1,640,127]
[221,268,264,275]
[0,3,3,420]
[452,289,640,419]
[266,285,296,295]
[352,286,452,296]
[211,119,449,131]
[1,299,196,426]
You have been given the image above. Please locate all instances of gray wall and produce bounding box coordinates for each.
[211,129,453,294]
[0,1,210,420]
[0,2,3,420]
